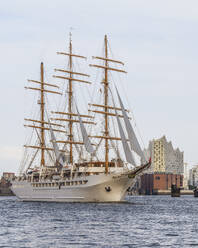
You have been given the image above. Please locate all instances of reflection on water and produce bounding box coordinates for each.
[0,195,198,247]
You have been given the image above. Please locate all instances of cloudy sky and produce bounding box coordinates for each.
[1,0,198,175]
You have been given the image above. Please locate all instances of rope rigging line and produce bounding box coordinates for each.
[107,42,147,154]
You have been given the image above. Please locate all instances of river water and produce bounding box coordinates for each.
[0,195,197,247]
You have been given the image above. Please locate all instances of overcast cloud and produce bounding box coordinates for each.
[1,0,198,175]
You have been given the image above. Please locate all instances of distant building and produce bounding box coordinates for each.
[3,172,15,180]
[140,173,183,195]
[143,136,184,175]
[189,165,198,188]
[183,163,189,189]
[139,136,184,194]
[0,173,15,196]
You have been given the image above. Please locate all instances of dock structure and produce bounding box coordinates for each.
[0,172,15,196]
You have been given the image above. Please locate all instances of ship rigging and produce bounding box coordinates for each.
[12,34,150,202]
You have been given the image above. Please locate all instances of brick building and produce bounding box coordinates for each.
[140,173,183,195]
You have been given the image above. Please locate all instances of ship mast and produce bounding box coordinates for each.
[24,63,63,169]
[68,34,73,164]
[40,62,45,166]
[89,35,127,174]
[52,34,94,162]
[104,35,109,174]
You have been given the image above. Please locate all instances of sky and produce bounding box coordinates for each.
[1,0,198,175]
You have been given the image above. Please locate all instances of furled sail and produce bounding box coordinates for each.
[75,104,94,155]
[115,86,146,162]
[48,119,64,166]
[111,92,136,165]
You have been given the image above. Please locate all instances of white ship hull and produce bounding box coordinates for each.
[11,173,135,202]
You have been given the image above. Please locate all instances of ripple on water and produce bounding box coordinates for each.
[0,196,198,247]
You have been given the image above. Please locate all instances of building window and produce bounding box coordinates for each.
[155,176,160,180]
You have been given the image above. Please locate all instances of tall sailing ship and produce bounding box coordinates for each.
[11,34,150,202]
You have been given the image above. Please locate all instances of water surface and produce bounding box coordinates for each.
[0,195,197,247]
